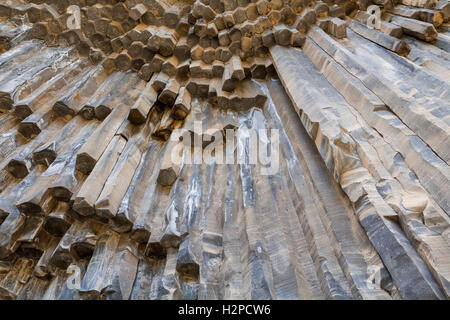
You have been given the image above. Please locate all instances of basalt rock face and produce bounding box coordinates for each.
[0,0,449,300]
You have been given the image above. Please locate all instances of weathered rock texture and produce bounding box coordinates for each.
[0,0,449,300]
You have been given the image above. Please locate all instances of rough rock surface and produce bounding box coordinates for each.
[0,0,449,300]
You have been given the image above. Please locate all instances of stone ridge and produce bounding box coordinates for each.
[0,0,448,300]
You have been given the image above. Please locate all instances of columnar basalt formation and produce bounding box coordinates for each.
[0,0,449,300]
